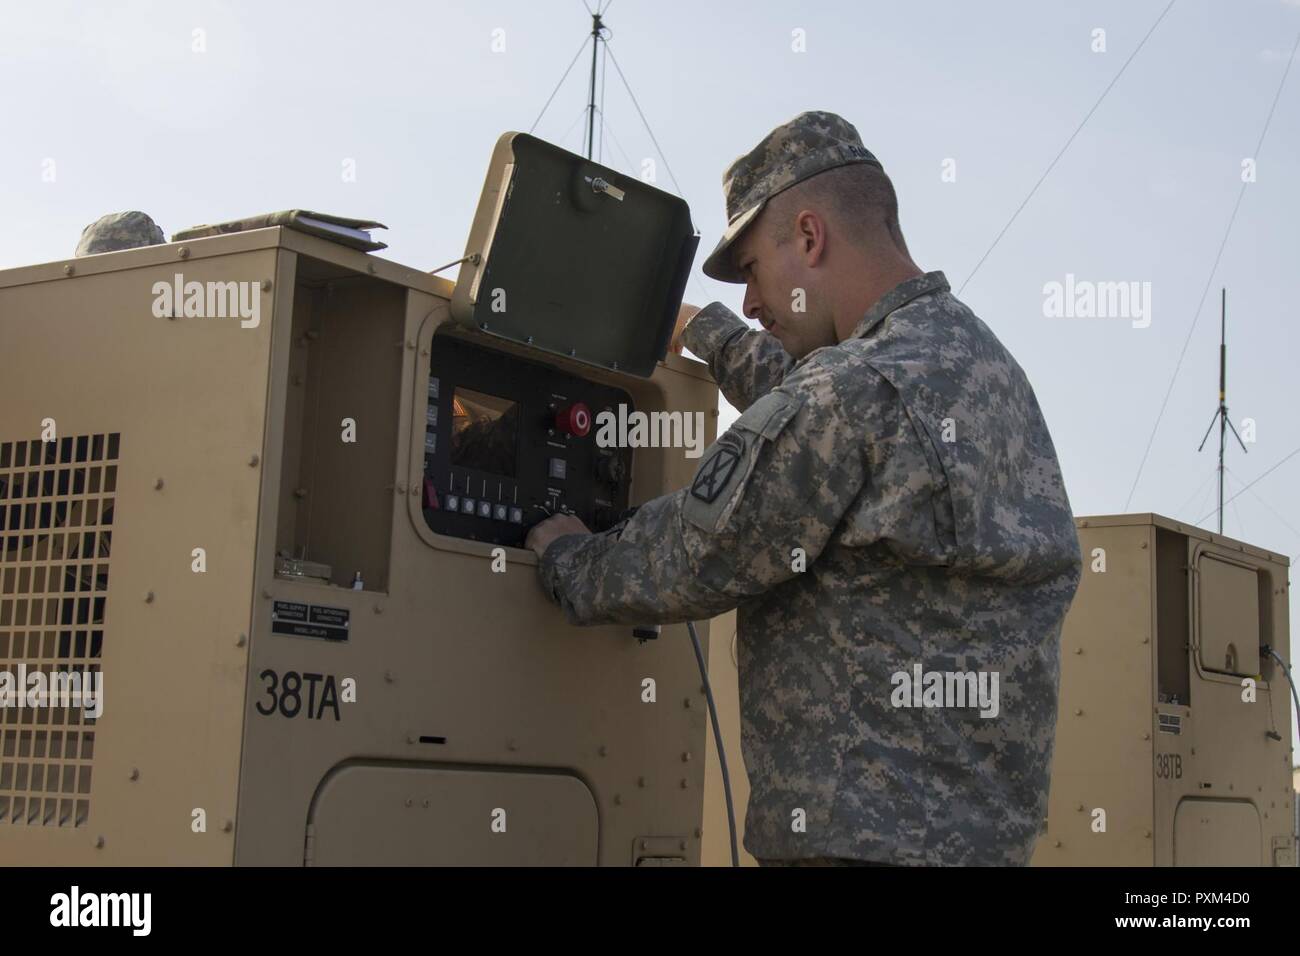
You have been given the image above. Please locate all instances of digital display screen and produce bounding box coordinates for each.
[450,388,518,477]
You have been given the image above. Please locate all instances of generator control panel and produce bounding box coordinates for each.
[421,335,633,547]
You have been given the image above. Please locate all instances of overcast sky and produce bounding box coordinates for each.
[3,1,1298,753]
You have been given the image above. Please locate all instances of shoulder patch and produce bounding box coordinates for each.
[682,390,802,535]
[690,433,745,504]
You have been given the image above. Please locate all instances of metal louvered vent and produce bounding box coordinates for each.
[0,433,118,828]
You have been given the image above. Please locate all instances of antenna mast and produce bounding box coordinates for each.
[584,10,608,160]
[1196,288,1248,534]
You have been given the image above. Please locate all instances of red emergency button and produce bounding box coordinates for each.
[555,402,592,437]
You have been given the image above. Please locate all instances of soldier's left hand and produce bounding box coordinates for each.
[526,513,591,558]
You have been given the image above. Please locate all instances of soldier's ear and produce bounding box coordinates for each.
[797,210,828,264]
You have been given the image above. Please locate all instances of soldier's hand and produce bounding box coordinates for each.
[526,513,591,558]
[670,302,702,355]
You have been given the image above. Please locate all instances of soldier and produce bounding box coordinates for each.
[526,111,1082,866]
[74,211,165,257]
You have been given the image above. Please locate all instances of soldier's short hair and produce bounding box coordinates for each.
[764,164,905,251]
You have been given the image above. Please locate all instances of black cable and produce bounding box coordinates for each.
[604,44,685,196]
[1125,27,1300,511]
[957,0,1179,296]
[686,619,738,867]
[1195,444,1300,524]
[1263,646,1300,740]
[529,35,591,135]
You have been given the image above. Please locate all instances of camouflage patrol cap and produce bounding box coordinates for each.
[75,211,165,257]
[702,111,881,283]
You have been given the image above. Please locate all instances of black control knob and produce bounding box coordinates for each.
[596,452,626,485]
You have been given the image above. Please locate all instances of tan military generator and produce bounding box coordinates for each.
[0,135,736,865]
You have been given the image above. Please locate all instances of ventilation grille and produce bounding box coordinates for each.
[0,434,118,828]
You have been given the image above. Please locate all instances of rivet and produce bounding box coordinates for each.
[383,670,394,683]
[262,589,272,599]
[129,768,139,781]
[637,776,646,788]
[1142,732,1150,740]
[405,798,413,808]
[679,840,687,852]
[94,835,105,849]
[262,278,273,292]
[236,633,247,647]
[144,591,155,604]
[1074,647,1083,655]
[306,329,319,340]
[613,794,622,806]
[422,799,430,809]
[406,340,416,350]
[1076,803,1084,812]
[294,488,308,498]
[248,454,260,466]
[177,246,190,259]
[1074,708,1082,716]
[1053,840,1062,848]
[396,483,407,494]
[683,698,692,709]
[421,347,429,356]
[680,778,688,789]
[1144,830,1151,839]
[368,262,377,274]
[63,263,75,276]
[222,820,233,833]
[681,752,691,763]
[374,604,384,615]
[506,739,518,752]
[598,745,607,757]
[406,734,415,744]
[154,478,164,490]
[694,827,703,839]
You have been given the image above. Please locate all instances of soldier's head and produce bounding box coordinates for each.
[702,112,916,359]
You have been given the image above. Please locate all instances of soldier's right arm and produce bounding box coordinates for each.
[680,302,793,413]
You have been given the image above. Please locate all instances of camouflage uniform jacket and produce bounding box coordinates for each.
[538,270,1082,864]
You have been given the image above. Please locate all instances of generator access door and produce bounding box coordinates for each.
[451,132,698,378]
